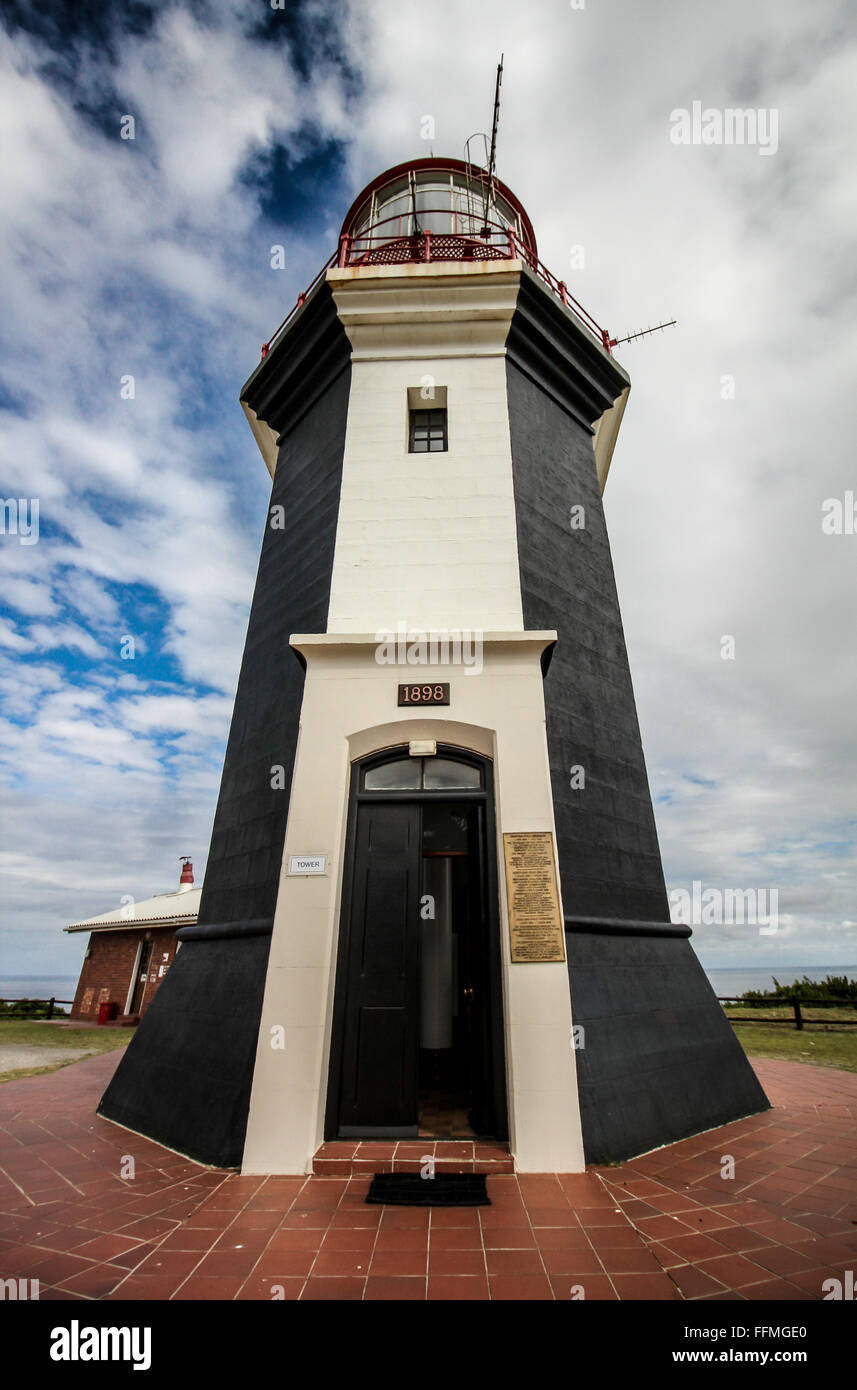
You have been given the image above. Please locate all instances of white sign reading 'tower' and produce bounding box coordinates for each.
[287,854,328,876]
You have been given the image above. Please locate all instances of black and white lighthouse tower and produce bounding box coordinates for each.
[100,156,768,1172]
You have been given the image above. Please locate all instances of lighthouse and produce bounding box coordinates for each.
[99,156,768,1173]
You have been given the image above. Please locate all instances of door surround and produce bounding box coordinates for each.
[241,632,586,1175]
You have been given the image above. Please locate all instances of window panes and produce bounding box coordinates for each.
[423,759,482,790]
[414,183,451,235]
[349,169,527,251]
[363,760,422,790]
[376,189,411,236]
[422,803,470,853]
[409,408,447,453]
[362,757,482,791]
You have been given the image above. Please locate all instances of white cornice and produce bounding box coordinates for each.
[327,262,522,360]
[289,631,557,670]
[592,384,631,493]
[241,399,279,480]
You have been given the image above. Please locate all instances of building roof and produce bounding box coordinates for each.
[64,886,202,934]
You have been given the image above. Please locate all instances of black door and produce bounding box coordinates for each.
[326,746,508,1142]
[337,802,422,1135]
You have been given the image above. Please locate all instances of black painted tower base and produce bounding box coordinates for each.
[97,927,271,1168]
[565,923,769,1164]
[504,269,769,1161]
[97,286,352,1168]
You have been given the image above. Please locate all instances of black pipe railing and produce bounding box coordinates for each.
[0,997,74,1019]
[259,209,611,361]
[717,996,857,1031]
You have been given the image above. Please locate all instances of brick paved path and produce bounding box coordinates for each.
[0,1053,854,1300]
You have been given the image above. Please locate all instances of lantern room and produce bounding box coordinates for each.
[337,156,538,265]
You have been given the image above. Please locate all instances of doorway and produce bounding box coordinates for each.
[129,938,152,1015]
[325,747,507,1141]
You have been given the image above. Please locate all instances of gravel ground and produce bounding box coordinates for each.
[0,1044,95,1072]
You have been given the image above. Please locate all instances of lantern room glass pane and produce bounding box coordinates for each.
[414,183,451,235]
[351,169,526,249]
[413,175,516,240]
[374,183,412,237]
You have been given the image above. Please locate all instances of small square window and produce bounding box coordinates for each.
[409,407,447,453]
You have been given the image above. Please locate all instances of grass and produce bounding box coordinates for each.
[724,1002,857,1025]
[731,1021,857,1073]
[0,1019,133,1083]
[2,1012,856,1087]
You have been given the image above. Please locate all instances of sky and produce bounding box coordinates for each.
[0,0,855,980]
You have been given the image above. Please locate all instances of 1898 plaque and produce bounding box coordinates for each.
[503,831,566,963]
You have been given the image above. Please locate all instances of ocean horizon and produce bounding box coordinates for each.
[0,976,78,1004]
[700,965,857,997]
[3,966,857,1006]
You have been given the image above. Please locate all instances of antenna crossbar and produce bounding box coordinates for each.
[609,319,677,348]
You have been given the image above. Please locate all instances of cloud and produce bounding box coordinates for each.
[0,574,57,618]
[28,622,108,660]
[1,0,855,979]
[0,617,34,652]
[62,570,120,628]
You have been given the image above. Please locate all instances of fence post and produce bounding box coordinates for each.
[47,997,54,1020]
[793,997,803,1030]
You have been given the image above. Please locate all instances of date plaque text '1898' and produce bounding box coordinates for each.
[397,683,450,706]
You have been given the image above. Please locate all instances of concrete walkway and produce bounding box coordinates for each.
[0,1052,854,1300]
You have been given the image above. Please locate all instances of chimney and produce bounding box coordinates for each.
[178,857,194,892]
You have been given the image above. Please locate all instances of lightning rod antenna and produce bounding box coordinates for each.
[482,54,504,232]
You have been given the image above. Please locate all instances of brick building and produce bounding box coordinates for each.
[65,860,200,1024]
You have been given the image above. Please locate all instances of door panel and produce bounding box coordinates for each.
[338,802,422,1133]
[465,804,494,1136]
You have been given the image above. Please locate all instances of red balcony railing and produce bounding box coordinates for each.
[259,211,612,359]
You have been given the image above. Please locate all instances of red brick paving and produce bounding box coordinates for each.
[312,1139,513,1175]
[0,1052,855,1300]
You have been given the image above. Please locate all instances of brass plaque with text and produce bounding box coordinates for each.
[503,831,566,963]
[397,682,450,706]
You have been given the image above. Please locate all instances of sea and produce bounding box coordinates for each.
[701,966,857,998]
[3,968,857,1006]
[0,977,78,1005]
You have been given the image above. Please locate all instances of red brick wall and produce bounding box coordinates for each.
[70,927,180,1020]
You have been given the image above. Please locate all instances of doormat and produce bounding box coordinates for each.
[366,1174,490,1206]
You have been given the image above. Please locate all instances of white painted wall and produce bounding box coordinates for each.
[326,265,524,633]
